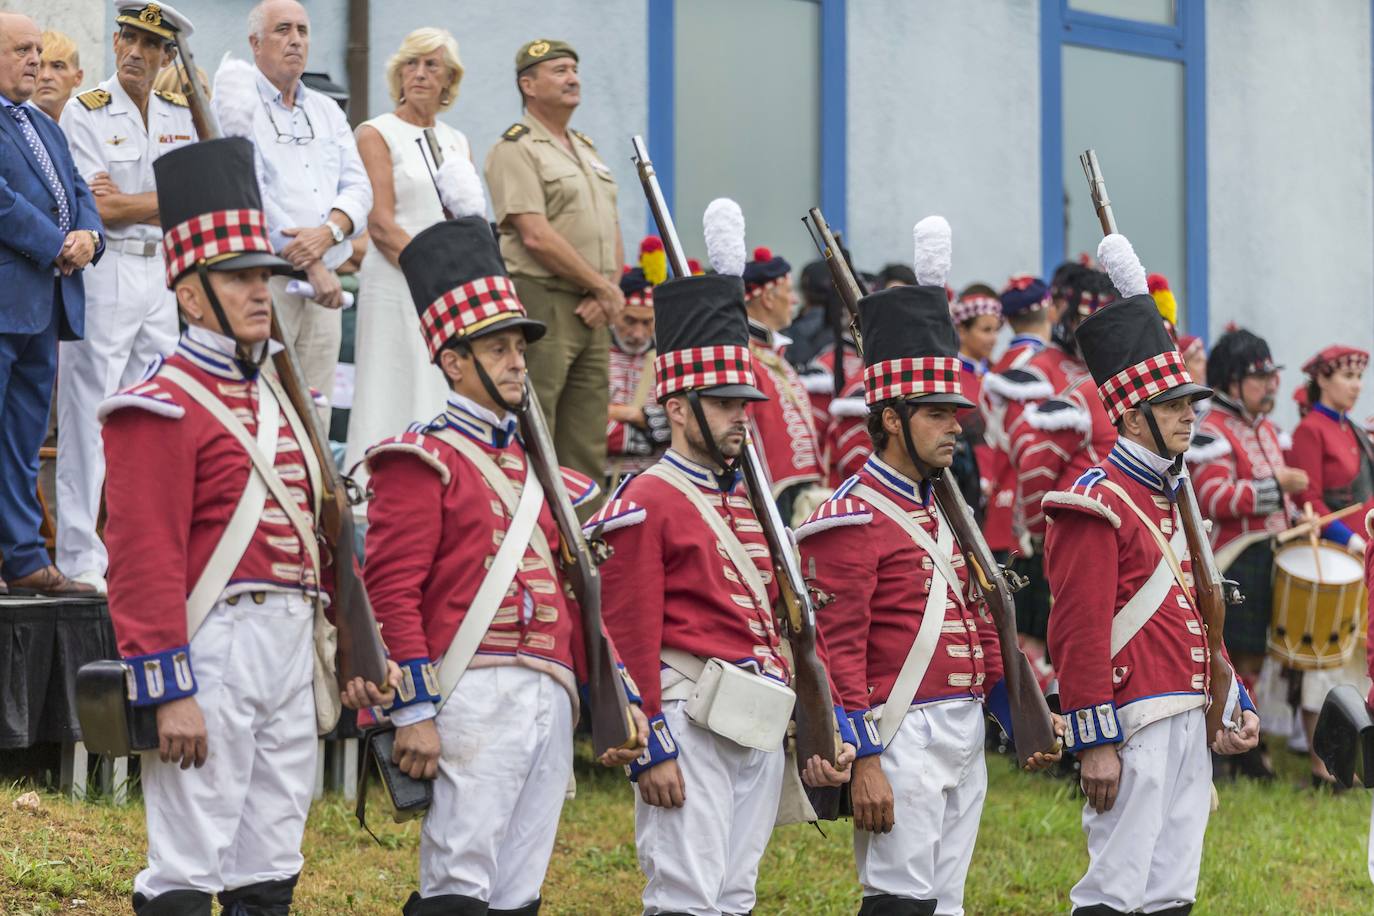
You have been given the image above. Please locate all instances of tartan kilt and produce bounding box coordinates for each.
[1221,539,1275,656]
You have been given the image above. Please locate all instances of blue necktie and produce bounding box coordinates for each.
[8,105,71,232]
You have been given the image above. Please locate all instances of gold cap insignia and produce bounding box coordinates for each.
[140,4,164,27]
[528,40,550,58]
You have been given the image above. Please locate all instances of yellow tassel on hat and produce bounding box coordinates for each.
[1148,273,1177,327]
[640,236,667,286]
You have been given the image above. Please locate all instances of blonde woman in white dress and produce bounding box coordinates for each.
[345,27,470,508]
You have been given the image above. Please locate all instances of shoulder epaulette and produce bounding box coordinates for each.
[97,377,185,423]
[365,433,451,484]
[982,367,1054,403]
[794,497,872,542]
[828,396,869,419]
[1025,397,1091,433]
[1184,431,1231,464]
[76,89,111,111]
[502,123,530,141]
[799,371,834,395]
[571,129,595,148]
[1041,482,1122,529]
[154,90,188,107]
[561,466,600,508]
[584,497,645,536]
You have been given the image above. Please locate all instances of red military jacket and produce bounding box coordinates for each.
[980,334,1050,553]
[1188,394,1289,553]
[101,328,328,707]
[824,374,870,489]
[1043,439,1253,750]
[606,341,660,477]
[363,393,601,714]
[803,340,864,439]
[748,322,823,496]
[796,455,1007,757]
[1002,344,1115,543]
[588,450,794,775]
[1286,402,1374,546]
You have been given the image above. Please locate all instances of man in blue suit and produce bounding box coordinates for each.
[0,12,104,596]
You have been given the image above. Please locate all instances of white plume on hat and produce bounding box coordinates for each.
[703,198,746,277]
[1097,233,1148,298]
[437,156,487,220]
[212,55,257,139]
[912,215,952,287]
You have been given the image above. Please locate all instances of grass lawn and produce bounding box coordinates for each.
[2,737,1370,914]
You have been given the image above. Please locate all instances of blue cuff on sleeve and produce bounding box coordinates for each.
[387,658,442,712]
[627,713,679,781]
[835,705,859,749]
[985,678,1013,743]
[619,663,642,705]
[1325,520,1356,546]
[847,708,884,758]
[1237,677,1256,716]
[125,646,197,707]
[1062,702,1122,751]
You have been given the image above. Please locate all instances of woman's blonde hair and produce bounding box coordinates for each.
[386,27,463,111]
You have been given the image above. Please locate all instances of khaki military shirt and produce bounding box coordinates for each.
[484,115,619,289]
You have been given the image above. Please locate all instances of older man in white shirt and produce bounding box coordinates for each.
[249,0,370,424]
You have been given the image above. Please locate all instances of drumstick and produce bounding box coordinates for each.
[1276,501,1368,545]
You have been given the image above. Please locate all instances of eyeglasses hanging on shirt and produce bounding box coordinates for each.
[262,98,315,145]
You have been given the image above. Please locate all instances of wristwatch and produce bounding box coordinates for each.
[87,229,101,248]
[325,220,345,244]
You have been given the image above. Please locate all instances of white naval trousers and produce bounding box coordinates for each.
[636,699,786,916]
[269,276,340,430]
[1070,707,1210,914]
[56,245,177,577]
[134,592,317,900]
[856,698,988,916]
[420,665,573,908]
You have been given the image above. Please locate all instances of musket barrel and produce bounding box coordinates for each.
[630,135,691,277]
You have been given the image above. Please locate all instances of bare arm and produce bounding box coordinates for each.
[507,211,613,294]
[355,125,408,268]
[87,173,159,226]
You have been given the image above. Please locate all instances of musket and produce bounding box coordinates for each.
[1079,149,1238,744]
[632,136,842,812]
[421,141,635,753]
[803,206,1061,769]
[172,33,390,691]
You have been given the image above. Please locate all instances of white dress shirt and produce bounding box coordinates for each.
[253,68,371,271]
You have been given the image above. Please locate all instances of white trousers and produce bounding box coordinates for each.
[135,592,317,899]
[56,247,177,576]
[1071,708,1210,913]
[269,276,340,430]
[636,699,786,916]
[856,698,987,916]
[420,665,573,909]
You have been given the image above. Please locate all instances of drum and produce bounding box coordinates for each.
[1269,540,1368,670]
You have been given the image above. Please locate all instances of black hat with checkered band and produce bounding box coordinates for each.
[400,217,546,360]
[1076,234,1210,423]
[652,273,765,402]
[154,137,291,288]
[858,285,973,409]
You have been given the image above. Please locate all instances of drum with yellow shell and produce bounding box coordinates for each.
[1269,539,1367,670]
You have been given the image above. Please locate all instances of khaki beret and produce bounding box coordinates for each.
[515,38,578,74]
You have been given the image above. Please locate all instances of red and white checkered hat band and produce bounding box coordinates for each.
[864,357,962,405]
[950,296,1002,325]
[162,209,272,288]
[1097,349,1193,423]
[625,289,653,309]
[745,277,785,299]
[654,344,755,400]
[419,275,524,358]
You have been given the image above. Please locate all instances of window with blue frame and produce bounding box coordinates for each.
[646,0,847,268]
[1041,0,1207,337]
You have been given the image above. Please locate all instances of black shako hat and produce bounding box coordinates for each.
[652,273,766,402]
[1076,294,1211,423]
[400,216,546,360]
[858,284,973,408]
[155,137,291,289]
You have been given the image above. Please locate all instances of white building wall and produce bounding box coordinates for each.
[845,0,1042,289]
[5,0,105,95]
[1207,0,1374,428]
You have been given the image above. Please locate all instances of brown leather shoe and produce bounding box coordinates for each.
[7,565,97,597]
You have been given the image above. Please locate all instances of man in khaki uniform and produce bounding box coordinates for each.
[485,38,624,491]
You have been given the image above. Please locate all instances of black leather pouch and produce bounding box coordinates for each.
[76,660,159,755]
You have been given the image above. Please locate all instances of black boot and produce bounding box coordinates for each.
[1147,904,1193,915]
[1072,906,1128,915]
[402,891,489,915]
[131,890,213,916]
[1232,744,1276,781]
[489,898,541,915]
[217,874,298,916]
[857,893,937,915]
